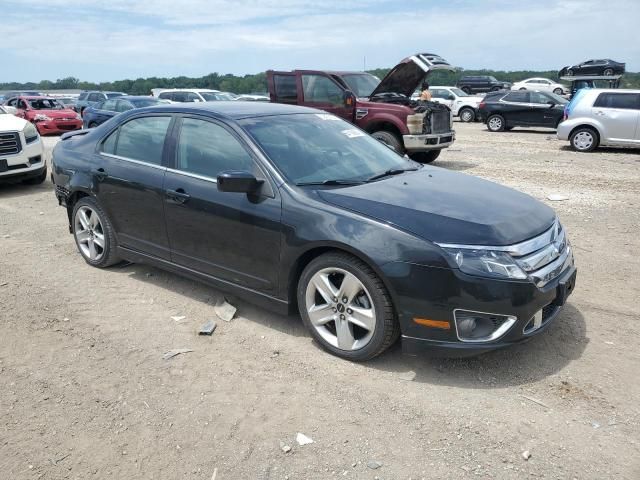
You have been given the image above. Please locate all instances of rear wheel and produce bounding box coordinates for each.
[371,130,403,154]
[408,150,441,163]
[570,127,599,152]
[459,107,475,123]
[490,86,501,92]
[72,197,120,268]
[297,252,399,361]
[603,68,614,76]
[487,114,505,132]
[553,87,563,95]
[88,121,98,128]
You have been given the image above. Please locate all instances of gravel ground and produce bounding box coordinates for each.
[1,123,639,479]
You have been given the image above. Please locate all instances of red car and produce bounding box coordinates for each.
[7,96,82,135]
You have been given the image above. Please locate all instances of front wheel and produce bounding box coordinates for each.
[371,130,403,155]
[297,252,399,361]
[553,88,564,95]
[408,150,441,163]
[603,68,614,76]
[459,107,475,123]
[570,127,598,152]
[72,197,120,268]
[487,114,506,132]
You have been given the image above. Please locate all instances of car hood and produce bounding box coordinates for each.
[0,113,28,131]
[317,168,556,246]
[29,109,78,118]
[370,53,456,98]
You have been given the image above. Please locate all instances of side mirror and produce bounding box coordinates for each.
[217,170,263,193]
[343,90,356,107]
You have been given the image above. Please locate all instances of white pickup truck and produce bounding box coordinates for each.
[0,106,46,184]
[429,86,484,122]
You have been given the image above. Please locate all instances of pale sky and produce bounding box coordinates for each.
[1,0,637,82]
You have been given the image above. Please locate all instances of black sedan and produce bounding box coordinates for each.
[51,103,576,361]
[478,90,568,132]
[82,96,167,128]
[559,59,625,77]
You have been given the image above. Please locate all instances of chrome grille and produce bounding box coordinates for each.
[510,221,573,287]
[0,131,21,156]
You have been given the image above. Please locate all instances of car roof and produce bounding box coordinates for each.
[134,101,321,119]
[118,96,160,101]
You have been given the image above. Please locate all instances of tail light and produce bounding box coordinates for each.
[478,101,486,109]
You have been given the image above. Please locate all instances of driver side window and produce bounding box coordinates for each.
[530,92,550,104]
[302,75,343,106]
[176,118,255,178]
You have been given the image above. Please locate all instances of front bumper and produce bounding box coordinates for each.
[403,131,455,151]
[381,261,577,357]
[0,138,45,181]
[35,119,82,135]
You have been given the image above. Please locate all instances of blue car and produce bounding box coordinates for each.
[82,96,167,128]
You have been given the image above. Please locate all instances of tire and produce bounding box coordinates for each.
[88,121,98,128]
[22,168,47,185]
[519,87,527,91]
[487,114,505,132]
[553,88,563,95]
[297,252,399,361]
[569,127,599,152]
[371,130,403,154]
[71,197,120,268]
[603,68,613,76]
[408,150,441,163]
[490,86,501,92]
[458,107,475,123]
[461,87,471,94]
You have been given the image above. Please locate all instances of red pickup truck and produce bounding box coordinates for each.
[267,53,455,163]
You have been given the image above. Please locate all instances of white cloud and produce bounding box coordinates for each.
[1,0,638,82]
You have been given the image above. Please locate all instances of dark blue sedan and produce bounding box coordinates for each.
[82,96,167,128]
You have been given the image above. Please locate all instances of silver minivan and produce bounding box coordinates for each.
[557,89,640,152]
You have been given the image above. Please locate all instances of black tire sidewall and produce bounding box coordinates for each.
[408,150,440,163]
[371,131,403,154]
[297,253,395,361]
[72,197,118,267]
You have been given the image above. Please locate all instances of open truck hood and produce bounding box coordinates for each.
[370,53,456,98]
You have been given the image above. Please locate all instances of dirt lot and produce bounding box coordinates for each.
[1,122,639,479]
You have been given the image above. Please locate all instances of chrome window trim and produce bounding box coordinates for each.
[436,220,559,257]
[100,152,166,171]
[166,167,217,184]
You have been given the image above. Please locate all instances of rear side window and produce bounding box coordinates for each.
[176,118,254,178]
[593,93,640,110]
[102,116,171,165]
[274,75,298,103]
[158,92,173,100]
[503,91,529,103]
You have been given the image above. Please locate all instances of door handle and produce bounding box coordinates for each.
[92,167,107,181]
[166,188,191,205]
[594,111,606,116]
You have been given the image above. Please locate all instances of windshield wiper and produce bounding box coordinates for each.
[366,167,419,182]
[296,179,365,187]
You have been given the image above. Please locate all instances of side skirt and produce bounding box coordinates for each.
[117,246,291,316]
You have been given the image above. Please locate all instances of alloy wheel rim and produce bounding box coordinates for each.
[488,117,502,130]
[574,131,593,150]
[74,206,105,261]
[461,110,473,122]
[305,268,376,351]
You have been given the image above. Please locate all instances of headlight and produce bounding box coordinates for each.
[23,122,40,144]
[441,247,527,280]
[34,114,52,122]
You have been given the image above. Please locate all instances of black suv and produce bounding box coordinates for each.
[478,90,567,132]
[456,75,512,94]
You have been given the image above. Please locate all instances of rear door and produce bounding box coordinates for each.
[592,92,640,144]
[300,73,354,121]
[163,115,282,292]
[95,114,173,259]
[499,91,531,125]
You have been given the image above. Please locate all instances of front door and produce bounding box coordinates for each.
[300,73,354,121]
[528,92,561,127]
[95,114,173,259]
[163,116,282,293]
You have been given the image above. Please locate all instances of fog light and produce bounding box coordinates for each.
[454,310,516,343]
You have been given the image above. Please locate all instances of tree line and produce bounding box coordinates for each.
[2,69,638,95]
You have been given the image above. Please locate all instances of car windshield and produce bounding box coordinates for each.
[130,98,165,107]
[28,99,65,110]
[341,73,381,97]
[240,113,419,185]
[450,87,468,97]
[106,93,124,99]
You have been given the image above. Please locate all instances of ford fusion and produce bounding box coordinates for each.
[51,103,576,361]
